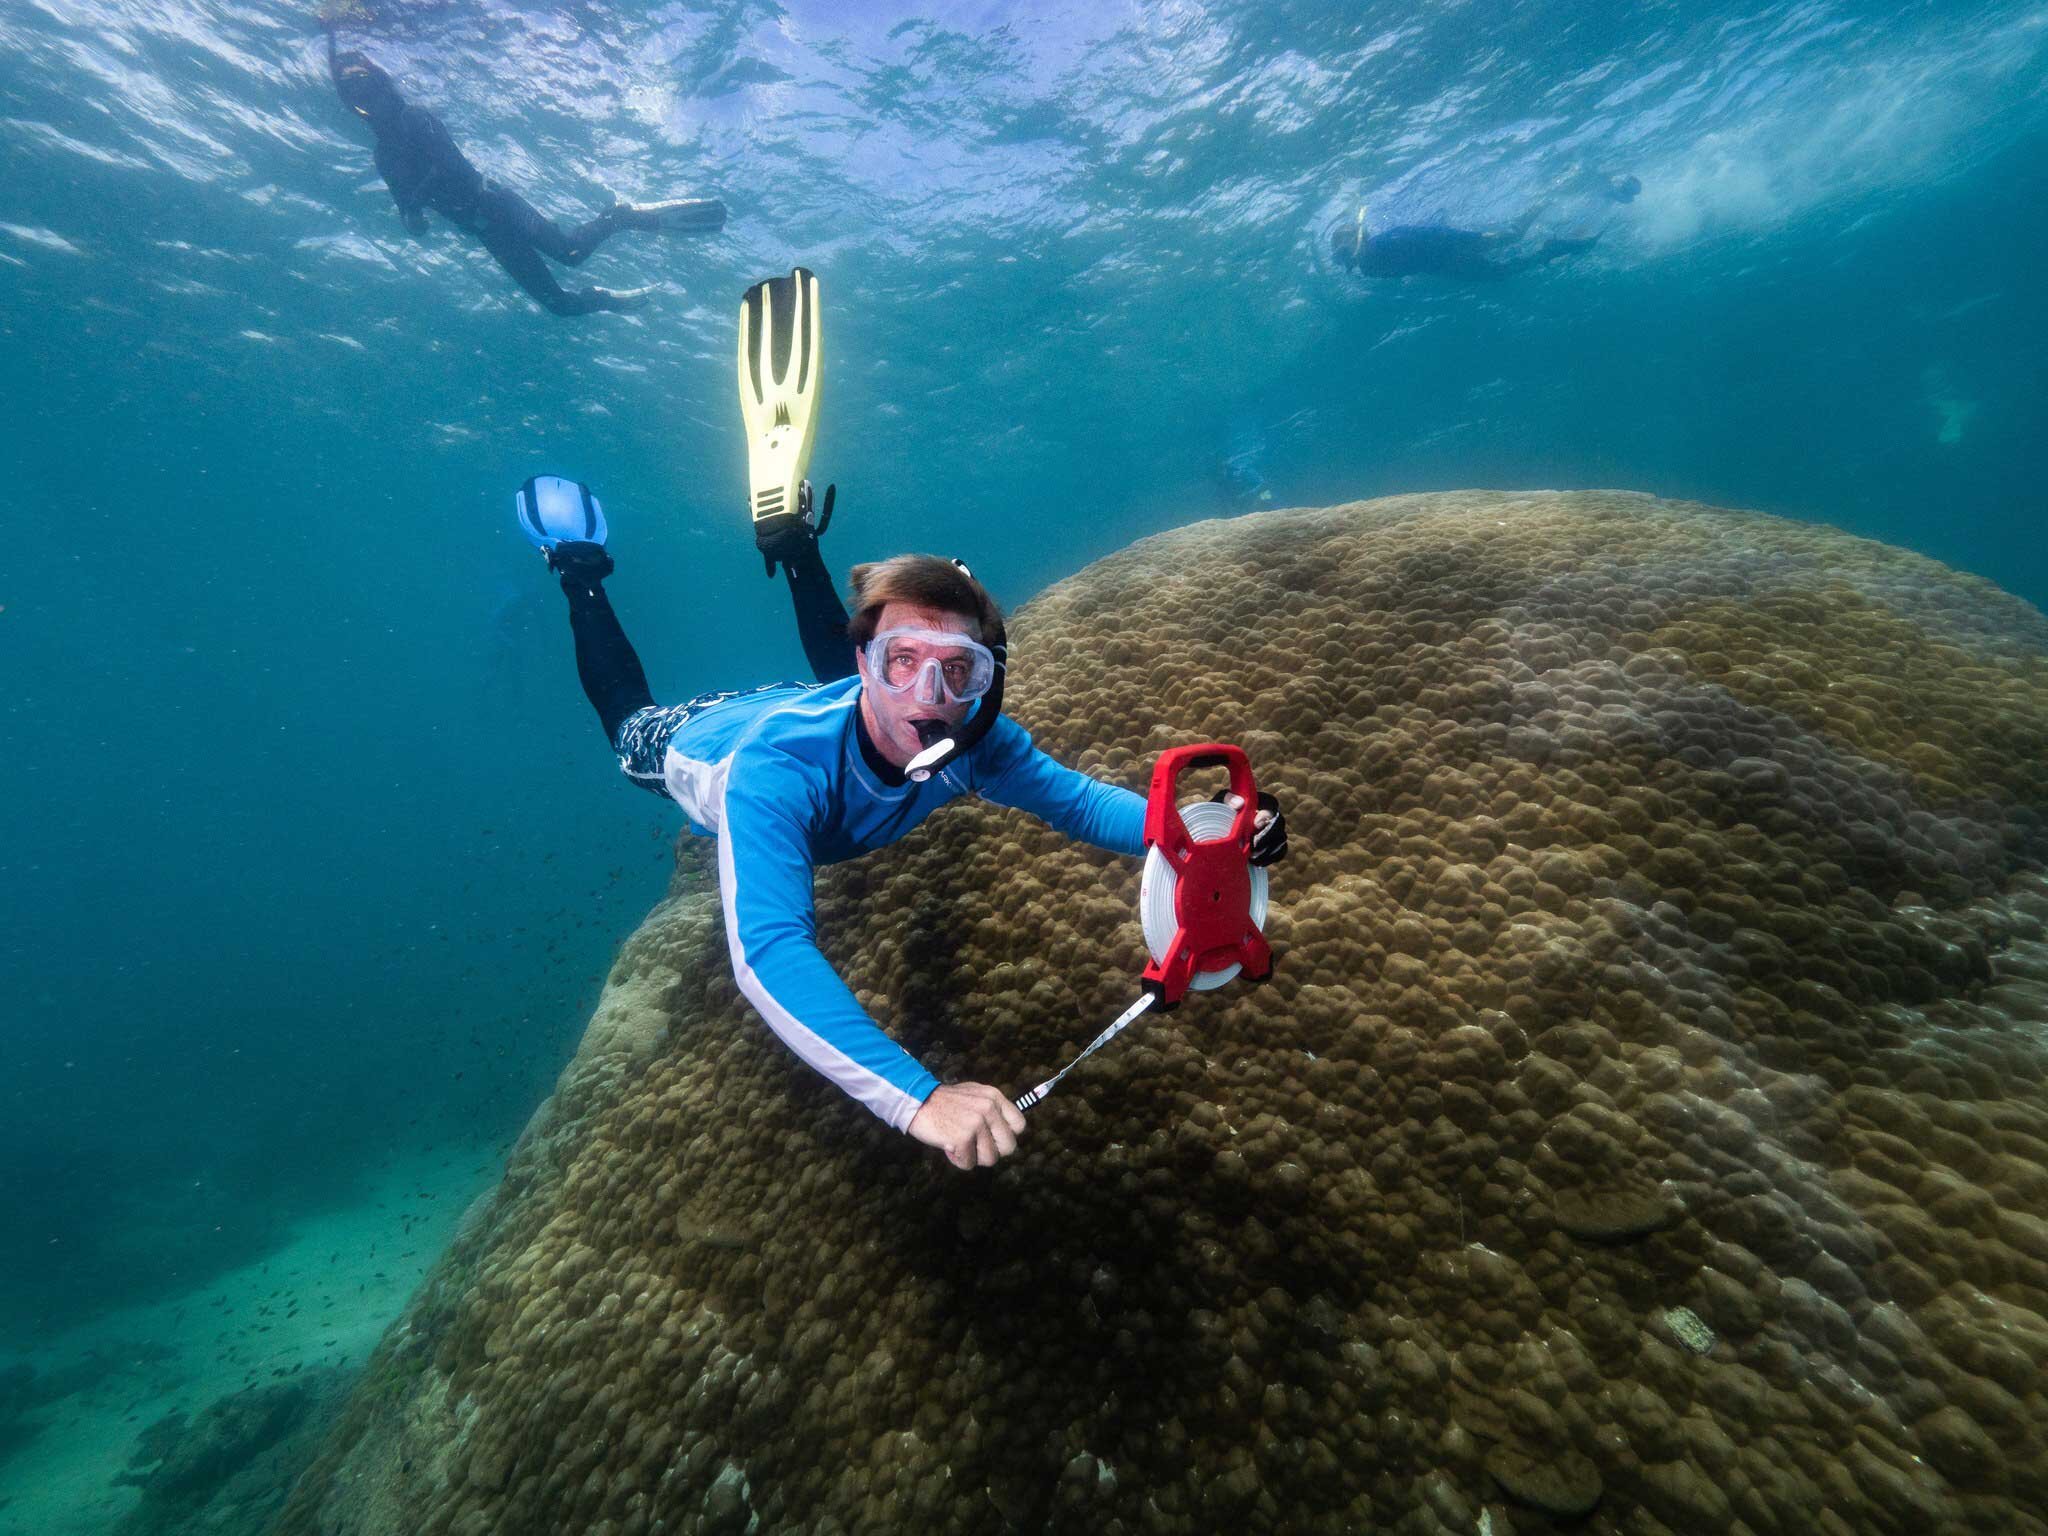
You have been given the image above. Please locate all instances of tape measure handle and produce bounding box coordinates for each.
[1145,742,1258,863]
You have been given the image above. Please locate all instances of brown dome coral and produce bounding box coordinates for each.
[276,491,2048,1536]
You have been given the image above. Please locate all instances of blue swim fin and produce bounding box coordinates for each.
[515,475,607,551]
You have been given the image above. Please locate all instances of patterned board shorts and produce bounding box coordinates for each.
[613,682,815,798]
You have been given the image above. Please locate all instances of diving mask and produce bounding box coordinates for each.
[863,627,995,706]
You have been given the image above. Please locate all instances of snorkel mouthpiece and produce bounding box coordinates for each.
[905,717,958,782]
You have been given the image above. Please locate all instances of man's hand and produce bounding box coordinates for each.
[907,1083,1026,1170]
[1216,790,1289,866]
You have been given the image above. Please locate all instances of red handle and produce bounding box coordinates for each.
[1140,742,1272,1005]
[1143,742,1257,863]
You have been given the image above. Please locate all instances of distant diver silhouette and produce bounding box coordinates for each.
[1213,423,1274,509]
[326,30,725,317]
[1331,204,1598,282]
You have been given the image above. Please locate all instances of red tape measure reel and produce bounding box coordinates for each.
[1013,742,1277,1113]
[1140,743,1275,1007]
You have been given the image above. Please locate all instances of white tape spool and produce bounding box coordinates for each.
[1137,798,1270,991]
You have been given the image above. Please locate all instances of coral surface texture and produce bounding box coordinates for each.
[274,492,2048,1536]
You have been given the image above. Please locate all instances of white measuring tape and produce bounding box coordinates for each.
[1015,799,1270,1111]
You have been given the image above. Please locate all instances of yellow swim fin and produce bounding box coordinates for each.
[737,267,824,574]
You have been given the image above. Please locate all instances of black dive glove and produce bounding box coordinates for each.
[758,481,835,577]
[546,539,614,588]
[1213,789,1289,867]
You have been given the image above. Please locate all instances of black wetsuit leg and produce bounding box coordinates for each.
[560,547,848,797]
[554,539,849,797]
[558,570,655,745]
[539,206,637,267]
[479,184,637,267]
[472,185,629,316]
[779,534,856,683]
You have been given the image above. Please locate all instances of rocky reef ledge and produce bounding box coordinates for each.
[273,491,2048,1536]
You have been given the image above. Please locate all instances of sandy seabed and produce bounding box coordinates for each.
[0,1146,497,1536]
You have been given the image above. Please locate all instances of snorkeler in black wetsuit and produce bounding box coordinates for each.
[328,35,725,317]
[1331,207,1598,282]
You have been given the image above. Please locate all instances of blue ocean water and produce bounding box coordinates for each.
[1,0,2044,1522]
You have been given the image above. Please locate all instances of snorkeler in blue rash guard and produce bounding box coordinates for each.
[326,30,724,316]
[1331,205,1598,281]
[528,487,1288,1172]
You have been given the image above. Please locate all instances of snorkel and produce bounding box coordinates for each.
[905,572,1006,783]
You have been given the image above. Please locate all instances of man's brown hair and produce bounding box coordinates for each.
[845,555,1004,648]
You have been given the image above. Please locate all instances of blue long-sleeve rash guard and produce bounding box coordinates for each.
[611,675,1147,1131]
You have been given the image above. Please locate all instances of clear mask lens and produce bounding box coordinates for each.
[864,627,994,705]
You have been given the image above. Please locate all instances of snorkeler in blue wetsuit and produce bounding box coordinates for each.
[1331,204,1599,281]
[513,271,1288,1170]
[516,271,1288,1170]
[526,476,1286,1171]
[327,32,724,316]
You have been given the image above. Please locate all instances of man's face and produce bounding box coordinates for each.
[855,601,980,770]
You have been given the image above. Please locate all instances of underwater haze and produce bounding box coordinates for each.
[2,0,2045,1529]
